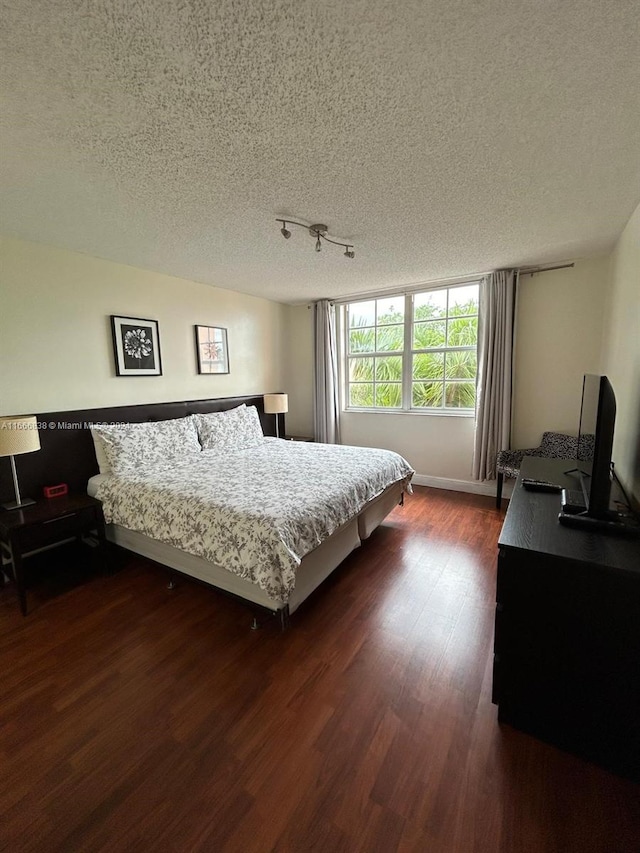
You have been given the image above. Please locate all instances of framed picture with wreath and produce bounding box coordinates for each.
[194,325,229,374]
[110,315,162,376]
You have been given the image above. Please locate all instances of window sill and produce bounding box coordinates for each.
[344,407,475,418]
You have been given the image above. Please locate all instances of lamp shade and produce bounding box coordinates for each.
[0,416,41,456]
[263,394,288,414]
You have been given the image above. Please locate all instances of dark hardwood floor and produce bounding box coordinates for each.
[1,487,638,852]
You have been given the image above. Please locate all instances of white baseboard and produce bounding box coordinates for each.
[412,473,514,499]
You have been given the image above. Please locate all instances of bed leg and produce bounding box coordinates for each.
[399,492,404,506]
[250,616,260,630]
[278,605,291,632]
[167,573,176,590]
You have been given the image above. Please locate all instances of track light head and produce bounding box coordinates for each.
[344,247,355,259]
[280,222,291,239]
[315,234,322,252]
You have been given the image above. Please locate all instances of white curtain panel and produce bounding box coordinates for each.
[313,300,341,444]
[472,270,517,480]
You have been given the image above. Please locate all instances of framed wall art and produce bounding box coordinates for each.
[110,315,162,376]
[195,325,229,374]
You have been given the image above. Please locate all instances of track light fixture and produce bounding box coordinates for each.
[275,219,356,259]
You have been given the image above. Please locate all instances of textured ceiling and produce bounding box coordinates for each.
[1,1,639,304]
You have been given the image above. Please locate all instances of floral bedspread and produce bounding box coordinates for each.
[95,439,414,604]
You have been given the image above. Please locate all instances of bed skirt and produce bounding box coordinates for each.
[102,480,404,616]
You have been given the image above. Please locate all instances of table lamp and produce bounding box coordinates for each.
[0,416,41,510]
[263,394,288,439]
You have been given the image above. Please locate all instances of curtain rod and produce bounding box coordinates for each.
[305,261,575,307]
[519,262,575,276]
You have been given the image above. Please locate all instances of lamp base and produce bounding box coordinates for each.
[1,497,36,511]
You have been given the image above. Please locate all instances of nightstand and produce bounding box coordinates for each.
[286,435,315,442]
[0,494,106,615]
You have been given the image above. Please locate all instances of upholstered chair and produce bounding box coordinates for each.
[495,431,595,508]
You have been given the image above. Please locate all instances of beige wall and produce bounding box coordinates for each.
[340,410,477,486]
[281,302,480,487]
[283,257,613,491]
[282,301,500,491]
[599,202,640,503]
[511,257,611,447]
[0,236,286,416]
[5,228,631,495]
[339,254,611,485]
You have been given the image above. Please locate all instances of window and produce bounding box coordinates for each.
[346,297,404,409]
[344,283,479,413]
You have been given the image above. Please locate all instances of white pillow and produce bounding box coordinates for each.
[90,428,112,474]
[194,404,264,451]
[91,416,202,474]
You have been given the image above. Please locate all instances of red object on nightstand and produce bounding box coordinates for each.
[43,483,68,499]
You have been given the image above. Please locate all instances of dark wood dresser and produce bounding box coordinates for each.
[493,457,640,781]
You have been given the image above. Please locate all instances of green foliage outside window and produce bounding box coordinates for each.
[346,286,479,411]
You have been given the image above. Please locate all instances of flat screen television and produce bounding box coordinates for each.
[575,374,616,519]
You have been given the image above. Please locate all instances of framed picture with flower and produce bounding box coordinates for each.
[194,325,229,374]
[110,315,162,376]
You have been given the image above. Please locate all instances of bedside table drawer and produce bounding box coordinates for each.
[15,506,99,551]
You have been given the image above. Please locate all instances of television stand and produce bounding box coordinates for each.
[493,457,640,782]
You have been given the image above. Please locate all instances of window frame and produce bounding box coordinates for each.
[341,281,480,416]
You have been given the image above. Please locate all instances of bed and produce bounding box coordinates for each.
[2,395,413,627]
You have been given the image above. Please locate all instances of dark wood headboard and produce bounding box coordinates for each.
[0,395,283,502]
